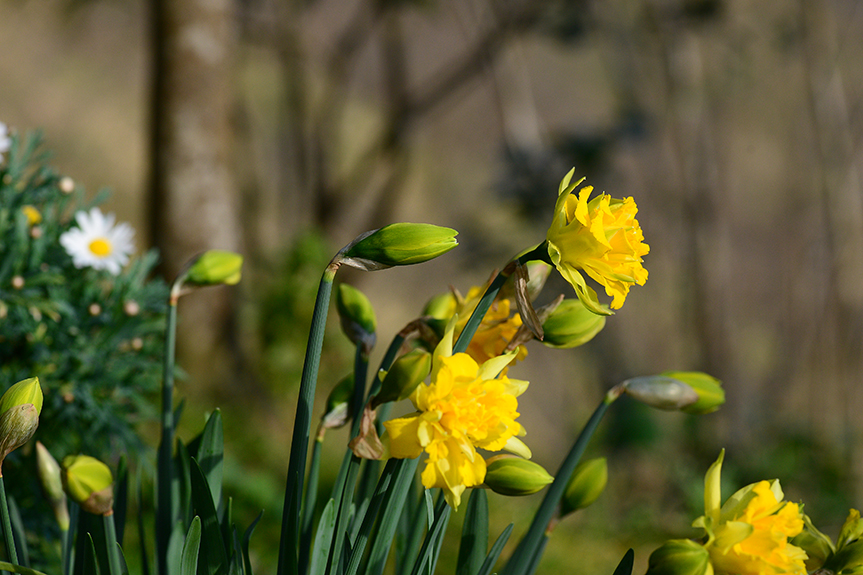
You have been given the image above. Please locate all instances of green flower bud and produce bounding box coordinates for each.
[0,377,43,416]
[540,299,607,349]
[0,403,39,471]
[36,442,69,531]
[373,349,431,407]
[561,457,608,516]
[646,539,712,575]
[422,292,457,320]
[322,374,354,430]
[185,250,243,286]
[839,509,863,548]
[662,372,725,414]
[622,375,699,411]
[483,456,554,496]
[341,223,458,270]
[336,283,377,351]
[62,455,114,515]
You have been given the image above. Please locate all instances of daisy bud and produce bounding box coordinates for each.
[541,299,607,349]
[622,375,699,411]
[58,176,75,194]
[561,457,607,515]
[646,539,712,575]
[483,456,554,496]
[372,349,431,407]
[340,223,458,271]
[662,372,725,414]
[336,283,377,352]
[0,377,43,416]
[36,442,70,531]
[322,374,354,430]
[185,250,243,286]
[61,455,114,515]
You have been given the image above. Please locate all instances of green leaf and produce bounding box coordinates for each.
[457,489,488,575]
[242,512,263,575]
[364,458,421,575]
[82,534,99,575]
[9,496,29,567]
[115,455,129,546]
[409,495,451,575]
[195,409,225,508]
[167,521,187,575]
[308,499,336,575]
[190,458,229,575]
[611,549,634,575]
[476,524,513,575]
[181,517,203,575]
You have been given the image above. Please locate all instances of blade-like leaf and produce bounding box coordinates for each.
[242,512,263,575]
[180,517,203,575]
[476,524,514,575]
[8,496,29,567]
[308,499,336,575]
[195,409,225,508]
[166,521,187,575]
[611,549,635,575]
[190,458,228,575]
[82,534,99,575]
[457,489,488,575]
[115,456,129,546]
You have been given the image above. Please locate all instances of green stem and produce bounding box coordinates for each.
[102,513,123,575]
[156,292,178,575]
[278,264,338,575]
[0,562,48,575]
[299,434,324,575]
[349,346,369,439]
[501,388,621,575]
[453,243,549,355]
[0,476,18,568]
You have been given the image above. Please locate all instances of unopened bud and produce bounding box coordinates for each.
[372,349,431,407]
[622,375,699,411]
[483,456,553,496]
[36,442,69,531]
[322,374,354,430]
[62,454,114,515]
[646,539,712,575]
[422,292,457,320]
[0,377,43,416]
[0,404,39,470]
[185,250,243,286]
[541,299,607,349]
[336,283,377,351]
[561,457,608,515]
[662,372,724,414]
[341,223,458,270]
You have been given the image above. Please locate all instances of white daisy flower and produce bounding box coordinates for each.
[60,207,136,275]
[0,122,10,163]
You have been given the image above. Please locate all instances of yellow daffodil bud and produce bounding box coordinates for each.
[62,455,114,515]
[373,349,432,407]
[540,299,607,349]
[622,375,699,411]
[0,377,43,416]
[341,223,458,270]
[36,442,70,531]
[0,404,39,473]
[336,283,377,351]
[422,292,457,320]
[185,250,243,286]
[483,456,554,496]
[819,510,863,574]
[662,372,725,414]
[561,457,607,515]
[322,374,354,430]
[646,539,712,575]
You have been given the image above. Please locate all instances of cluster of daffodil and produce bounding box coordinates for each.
[2,135,728,575]
[647,450,863,575]
[0,125,167,463]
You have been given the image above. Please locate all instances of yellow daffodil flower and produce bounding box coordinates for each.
[383,318,530,509]
[546,170,649,314]
[693,451,808,575]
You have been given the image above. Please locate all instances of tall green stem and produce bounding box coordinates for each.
[278,264,338,575]
[0,476,18,569]
[500,388,621,575]
[156,291,178,575]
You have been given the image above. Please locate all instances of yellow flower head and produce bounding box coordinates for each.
[383,318,530,509]
[693,451,808,575]
[426,286,527,366]
[546,170,649,314]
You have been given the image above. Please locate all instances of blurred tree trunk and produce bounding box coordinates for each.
[148,0,242,389]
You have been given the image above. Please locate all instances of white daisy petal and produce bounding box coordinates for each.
[60,207,136,275]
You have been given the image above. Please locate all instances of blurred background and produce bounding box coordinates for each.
[3,0,863,571]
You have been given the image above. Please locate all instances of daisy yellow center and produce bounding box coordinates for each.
[88,238,113,258]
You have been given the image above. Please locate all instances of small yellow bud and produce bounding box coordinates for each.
[541,299,607,349]
[622,375,699,411]
[62,455,114,515]
[662,372,725,414]
[0,377,43,416]
[483,456,554,496]
[36,442,70,531]
[646,539,712,575]
[336,283,377,350]
[185,250,243,286]
[22,205,42,226]
[561,457,607,515]
[373,349,432,407]
[341,223,458,270]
